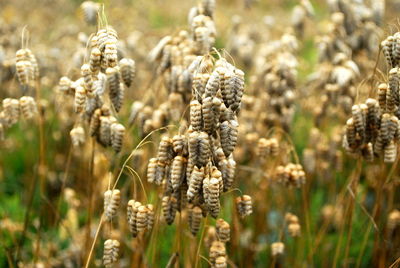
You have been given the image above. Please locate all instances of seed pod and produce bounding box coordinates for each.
[89,47,101,75]
[15,49,31,87]
[362,143,374,162]
[93,72,107,96]
[104,189,121,221]
[25,49,39,82]
[188,131,210,168]
[389,68,400,106]
[147,158,158,183]
[104,39,118,68]
[378,83,388,112]
[103,239,120,267]
[81,64,94,98]
[216,219,230,242]
[221,157,235,191]
[257,138,271,158]
[157,136,174,165]
[380,114,391,146]
[162,196,178,225]
[382,38,395,68]
[236,195,252,218]
[220,119,239,157]
[70,126,85,147]
[205,68,220,98]
[146,204,155,230]
[106,67,122,108]
[207,177,220,218]
[111,123,125,153]
[187,166,205,202]
[74,85,86,113]
[2,98,20,126]
[99,116,112,146]
[136,205,148,233]
[345,118,357,150]
[189,206,203,235]
[288,222,301,237]
[384,140,397,163]
[229,68,245,112]
[119,58,136,88]
[89,109,101,136]
[388,209,400,231]
[352,105,365,142]
[192,72,207,101]
[190,100,203,131]
[59,76,72,93]
[366,98,379,142]
[127,200,141,237]
[271,242,285,256]
[172,134,186,154]
[19,96,37,119]
[171,155,185,191]
[209,241,226,266]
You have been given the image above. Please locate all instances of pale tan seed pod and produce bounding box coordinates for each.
[212,168,224,194]
[216,219,230,242]
[162,196,178,225]
[189,131,210,168]
[221,157,235,192]
[19,96,37,119]
[15,49,31,87]
[99,116,112,146]
[271,242,285,256]
[378,83,388,112]
[189,206,203,236]
[190,100,203,131]
[136,205,148,233]
[25,49,39,82]
[215,256,227,268]
[89,109,102,136]
[147,158,158,183]
[384,140,397,163]
[389,68,400,105]
[104,189,121,221]
[269,138,279,156]
[119,58,136,88]
[192,72,207,101]
[388,115,399,142]
[74,85,86,113]
[352,105,365,141]
[146,204,155,230]
[70,126,85,147]
[2,98,20,126]
[220,119,239,157]
[187,166,205,202]
[171,155,185,191]
[194,26,211,54]
[103,239,120,267]
[288,223,301,237]
[81,64,94,98]
[257,138,271,158]
[205,68,220,98]
[382,38,394,68]
[59,76,72,93]
[207,177,220,218]
[236,195,252,218]
[104,39,118,68]
[172,134,186,154]
[380,113,391,146]
[93,72,107,96]
[229,68,245,112]
[89,47,101,75]
[209,241,226,266]
[127,200,140,237]
[157,136,174,165]
[345,118,357,150]
[81,1,99,25]
[111,123,125,153]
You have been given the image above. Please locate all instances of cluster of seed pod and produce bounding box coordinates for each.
[256,137,279,158]
[236,195,252,218]
[15,48,39,90]
[58,26,132,152]
[0,96,38,140]
[149,55,244,228]
[127,200,154,237]
[242,32,298,132]
[343,97,400,163]
[215,218,230,242]
[104,189,121,221]
[285,212,301,237]
[275,163,306,188]
[103,239,120,267]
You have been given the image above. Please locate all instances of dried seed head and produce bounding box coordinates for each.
[111,123,125,153]
[74,85,86,113]
[147,158,158,183]
[19,96,37,119]
[70,126,85,147]
[89,47,101,75]
[236,195,252,218]
[209,241,226,266]
[190,100,203,131]
[189,206,203,236]
[189,131,210,168]
[172,134,186,154]
[103,239,120,267]
[81,64,94,98]
[157,136,174,165]
[2,98,20,126]
[171,155,185,191]
[127,200,141,237]
[187,166,205,202]
[162,196,178,225]
[104,189,121,221]
[146,204,155,230]
[59,76,73,93]
[216,219,230,242]
[388,209,400,231]
[119,58,136,88]
[136,205,148,233]
[220,119,239,157]
[384,139,397,163]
